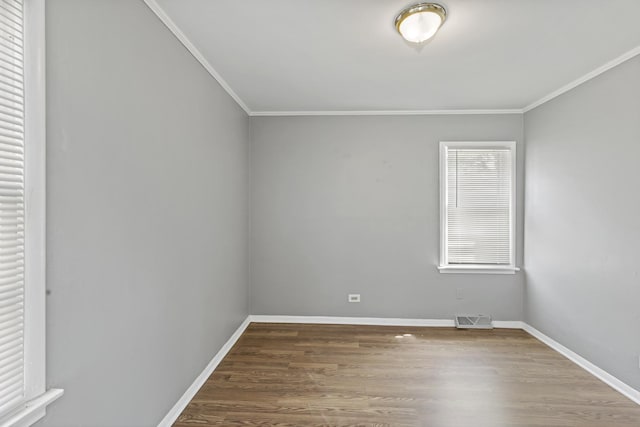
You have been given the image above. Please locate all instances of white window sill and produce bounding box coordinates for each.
[0,389,63,427]
[438,265,520,275]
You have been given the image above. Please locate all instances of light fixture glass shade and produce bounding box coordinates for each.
[395,3,446,43]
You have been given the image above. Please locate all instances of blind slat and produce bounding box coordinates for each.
[0,0,24,414]
[444,146,513,265]
[0,335,21,356]
[0,355,21,378]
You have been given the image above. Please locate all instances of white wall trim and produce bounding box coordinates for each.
[142,0,251,115]
[522,323,640,405]
[523,45,640,112]
[138,4,639,116]
[249,109,523,117]
[250,316,638,405]
[250,314,455,327]
[24,0,48,402]
[157,316,252,427]
[0,389,64,427]
[493,320,524,329]
[249,315,523,329]
[159,315,639,425]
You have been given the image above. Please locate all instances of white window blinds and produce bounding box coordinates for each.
[0,0,25,416]
[441,142,515,267]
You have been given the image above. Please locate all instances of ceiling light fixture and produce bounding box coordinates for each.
[395,3,447,43]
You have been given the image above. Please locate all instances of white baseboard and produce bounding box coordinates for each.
[157,316,251,427]
[249,315,455,327]
[492,320,524,329]
[249,315,523,329]
[159,315,639,426]
[250,315,638,405]
[522,323,640,406]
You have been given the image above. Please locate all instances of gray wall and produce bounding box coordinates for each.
[43,1,249,425]
[41,1,640,423]
[250,115,524,320]
[524,56,640,390]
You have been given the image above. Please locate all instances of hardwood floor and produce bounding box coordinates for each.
[175,323,640,426]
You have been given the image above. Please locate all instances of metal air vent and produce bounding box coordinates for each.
[455,314,493,329]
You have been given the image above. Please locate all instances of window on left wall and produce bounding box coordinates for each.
[0,1,62,426]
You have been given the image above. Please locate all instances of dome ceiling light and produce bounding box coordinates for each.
[395,3,447,43]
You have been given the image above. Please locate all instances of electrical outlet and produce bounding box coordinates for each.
[456,288,464,300]
[348,294,361,303]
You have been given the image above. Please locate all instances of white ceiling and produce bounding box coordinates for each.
[151,0,640,114]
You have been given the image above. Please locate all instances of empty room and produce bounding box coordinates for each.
[1,0,639,426]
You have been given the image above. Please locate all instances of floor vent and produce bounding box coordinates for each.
[455,314,493,329]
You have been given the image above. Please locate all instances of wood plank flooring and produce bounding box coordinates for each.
[174,323,640,426]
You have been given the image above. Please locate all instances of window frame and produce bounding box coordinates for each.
[0,0,63,425]
[438,141,518,275]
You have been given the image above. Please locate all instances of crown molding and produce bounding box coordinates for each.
[144,0,520,117]
[524,45,640,113]
[143,1,639,118]
[143,0,251,115]
[250,109,523,117]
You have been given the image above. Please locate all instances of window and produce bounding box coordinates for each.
[0,1,62,425]
[439,141,517,274]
